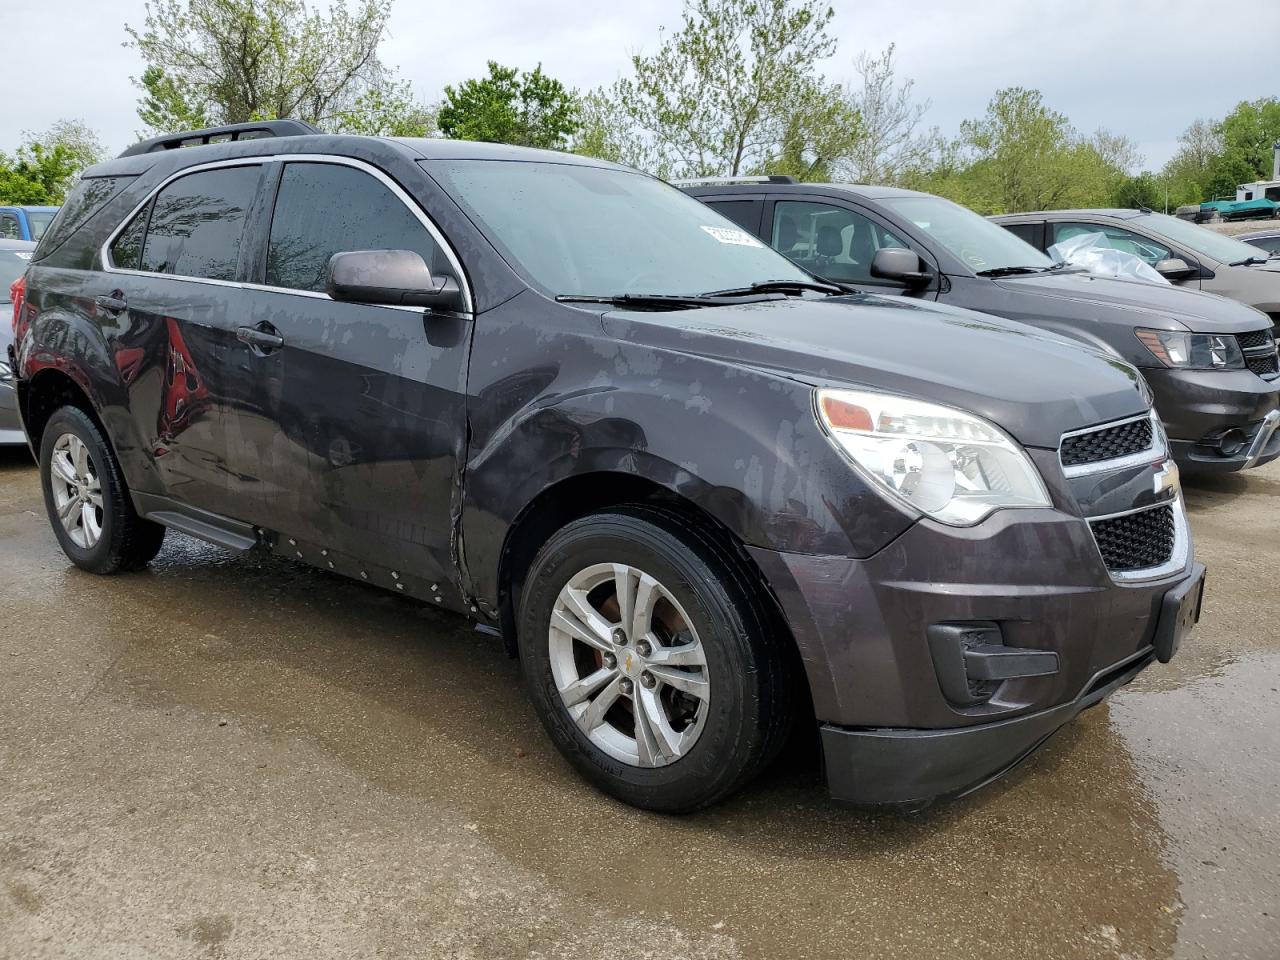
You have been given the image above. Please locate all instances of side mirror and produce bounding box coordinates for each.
[869,247,932,288]
[326,249,464,311]
[1154,257,1197,281]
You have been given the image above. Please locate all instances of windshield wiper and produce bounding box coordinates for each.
[975,265,1048,277]
[555,292,782,310]
[702,278,846,297]
[1228,256,1271,267]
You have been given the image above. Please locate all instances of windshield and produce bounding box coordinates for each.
[428,160,812,297]
[880,195,1054,274]
[25,210,56,240]
[1135,212,1274,264]
[0,249,32,298]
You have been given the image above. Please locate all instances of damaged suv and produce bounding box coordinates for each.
[11,122,1204,811]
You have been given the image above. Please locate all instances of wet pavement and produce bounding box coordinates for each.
[1,446,1277,959]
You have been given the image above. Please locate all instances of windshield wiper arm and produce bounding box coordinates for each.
[974,265,1047,277]
[1228,256,1271,266]
[555,292,782,310]
[703,278,846,297]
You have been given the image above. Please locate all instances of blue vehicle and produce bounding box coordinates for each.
[0,205,59,241]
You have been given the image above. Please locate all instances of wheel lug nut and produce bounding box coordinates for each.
[620,678,634,696]
[612,628,627,645]
[640,671,655,689]
[603,653,616,669]
[636,640,651,657]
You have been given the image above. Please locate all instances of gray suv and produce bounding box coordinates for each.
[993,208,1280,330]
[10,122,1204,811]
[683,181,1280,473]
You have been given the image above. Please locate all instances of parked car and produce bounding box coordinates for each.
[991,209,1280,330]
[12,122,1204,812]
[1238,228,1280,257]
[1,238,36,445]
[681,180,1280,473]
[0,205,59,242]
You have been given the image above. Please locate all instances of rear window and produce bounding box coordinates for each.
[0,249,33,298]
[34,177,135,259]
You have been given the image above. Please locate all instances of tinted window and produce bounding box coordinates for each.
[430,160,810,298]
[110,201,151,270]
[772,200,909,284]
[1051,222,1172,265]
[266,162,445,293]
[0,215,19,240]
[140,165,261,280]
[1244,235,1280,256]
[35,176,134,258]
[1001,221,1040,247]
[880,195,1054,273]
[705,199,762,233]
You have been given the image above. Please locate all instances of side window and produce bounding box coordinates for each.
[109,201,151,270]
[139,165,261,280]
[0,214,19,240]
[771,200,909,284]
[1002,221,1040,248]
[704,199,763,235]
[1051,222,1172,265]
[266,162,445,293]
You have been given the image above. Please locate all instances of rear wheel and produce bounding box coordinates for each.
[39,406,166,574]
[518,506,792,812]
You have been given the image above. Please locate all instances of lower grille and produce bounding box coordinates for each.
[1090,503,1176,572]
[1061,415,1154,469]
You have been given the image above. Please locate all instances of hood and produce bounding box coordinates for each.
[996,270,1270,332]
[602,294,1147,449]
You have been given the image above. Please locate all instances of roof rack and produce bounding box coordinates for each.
[669,175,798,187]
[117,119,322,158]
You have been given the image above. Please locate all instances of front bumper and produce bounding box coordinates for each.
[748,504,1201,806]
[1143,366,1280,472]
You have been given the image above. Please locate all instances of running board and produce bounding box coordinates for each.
[133,493,259,551]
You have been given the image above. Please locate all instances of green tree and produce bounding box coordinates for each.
[436,62,579,149]
[0,121,106,204]
[1217,97,1280,180]
[599,0,839,178]
[125,0,425,135]
[759,86,862,181]
[838,44,937,185]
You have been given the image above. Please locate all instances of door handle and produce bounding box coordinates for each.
[236,324,284,354]
[95,295,127,314]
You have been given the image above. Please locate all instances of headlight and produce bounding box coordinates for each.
[815,389,1051,526]
[1135,329,1243,369]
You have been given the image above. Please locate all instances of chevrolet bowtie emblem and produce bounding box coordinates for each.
[1154,460,1181,497]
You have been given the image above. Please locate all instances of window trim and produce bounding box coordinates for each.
[100,154,474,314]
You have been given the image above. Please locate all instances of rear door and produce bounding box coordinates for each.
[226,158,471,586]
[102,162,266,520]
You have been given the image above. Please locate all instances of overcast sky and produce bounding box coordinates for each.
[4,0,1278,171]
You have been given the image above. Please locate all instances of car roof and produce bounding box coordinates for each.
[680,181,934,201]
[0,205,58,213]
[1238,228,1280,240]
[0,238,38,250]
[994,209,1146,222]
[84,132,634,180]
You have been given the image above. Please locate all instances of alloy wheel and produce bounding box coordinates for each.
[49,433,104,550]
[548,562,710,767]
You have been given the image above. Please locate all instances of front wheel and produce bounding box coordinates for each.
[518,506,792,812]
[39,406,166,574]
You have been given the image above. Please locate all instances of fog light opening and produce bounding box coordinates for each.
[1216,428,1248,458]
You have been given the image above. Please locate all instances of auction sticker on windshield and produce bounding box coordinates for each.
[700,225,763,247]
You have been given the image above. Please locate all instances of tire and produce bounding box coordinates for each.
[518,505,792,813]
[39,406,166,575]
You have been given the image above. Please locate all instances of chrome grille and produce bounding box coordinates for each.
[1090,503,1176,572]
[1060,413,1157,472]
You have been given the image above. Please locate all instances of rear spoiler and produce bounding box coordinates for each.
[118,120,321,158]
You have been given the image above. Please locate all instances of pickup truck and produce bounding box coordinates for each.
[0,205,59,241]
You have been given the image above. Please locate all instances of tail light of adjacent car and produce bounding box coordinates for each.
[10,275,25,334]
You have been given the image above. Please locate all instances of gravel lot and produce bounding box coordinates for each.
[1,446,1278,960]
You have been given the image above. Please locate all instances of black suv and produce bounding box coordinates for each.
[11,122,1205,811]
[682,179,1280,473]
